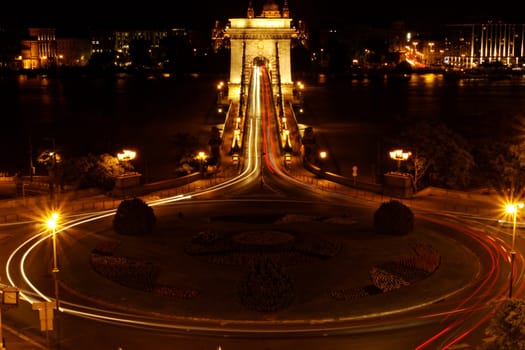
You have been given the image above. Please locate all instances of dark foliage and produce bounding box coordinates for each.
[90,253,160,290]
[238,257,294,312]
[373,200,414,235]
[113,197,156,236]
[482,298,525,349]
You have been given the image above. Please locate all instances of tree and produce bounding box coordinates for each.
[481,298,525,350]
[388,119,475,190]
[171,132,200,175]
[238,258,294,312]
[301,126,317,161]
[113,197,156,236]
[475,141,525,197]
[36,149,63,194]
[373,200,414,236]
[71,153,132,191]
[208,126,222,165]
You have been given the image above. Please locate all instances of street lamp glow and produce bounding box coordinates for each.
[282,129,290,142]
[389,149,411,161]
[117,149,136,162]
[505,202,524,298]
[317,150,328,172]
[389,149,411,173]
[197,151,207,173]
[47,212,59,230]
[46,212,60,312]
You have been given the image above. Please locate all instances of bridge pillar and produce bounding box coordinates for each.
[226,15,297,104]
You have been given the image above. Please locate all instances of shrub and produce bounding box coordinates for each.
[191,230,219,245]
[113,197,156,235]
[238,257,294,312]
[369,267,410,292]
[90,253,160,291]
[373,200,414,235]
[397,243,441,274]
[481,298,525,350]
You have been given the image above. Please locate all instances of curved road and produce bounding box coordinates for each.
[1,64,523,350]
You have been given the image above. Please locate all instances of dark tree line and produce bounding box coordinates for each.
[383,113,525,197]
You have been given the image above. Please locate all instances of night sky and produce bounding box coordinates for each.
[1,0,523,32]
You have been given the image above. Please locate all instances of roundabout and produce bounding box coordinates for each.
[40,200,484,325]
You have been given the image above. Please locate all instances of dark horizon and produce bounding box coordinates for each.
[2,1,524,33]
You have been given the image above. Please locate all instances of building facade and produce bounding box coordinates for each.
[444,22,525,69]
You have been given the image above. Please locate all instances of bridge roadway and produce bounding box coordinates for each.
[0,64,517,349]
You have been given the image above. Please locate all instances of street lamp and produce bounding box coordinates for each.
[506,202,524,298]
[318,150,327,172]
[117,149,137,175]
[46,212,60,310]
[296,81,304,105]
[389,149,412,173]
[217,81,224,104]
[428,42,435,66]
[117,149,136,162]
[281,116,287,130]
[197,151,207,173]
[234,128,241,145]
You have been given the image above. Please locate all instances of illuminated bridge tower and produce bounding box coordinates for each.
[225,0,297,107]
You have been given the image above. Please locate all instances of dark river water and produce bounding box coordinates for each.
[302,73,525,181]
[1,72,524,182]
[0,72,222,178]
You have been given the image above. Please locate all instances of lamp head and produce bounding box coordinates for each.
[47,212,59,230]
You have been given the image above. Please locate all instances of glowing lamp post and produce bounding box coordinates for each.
[114,149,141,193]
[117,149,136,162]
[197,151,207,173]
[234,128,241,144]
[389,149,412,173]
[117,149,137,177]
[217,81,224,103]
[47,212,60,310]
[318,150,328,172]
[282,129,290,144]
[506,202,524,298]
[296,81,305,104]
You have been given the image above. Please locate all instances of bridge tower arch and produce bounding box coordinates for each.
[253,56,268,67]
[225,0,297,104]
